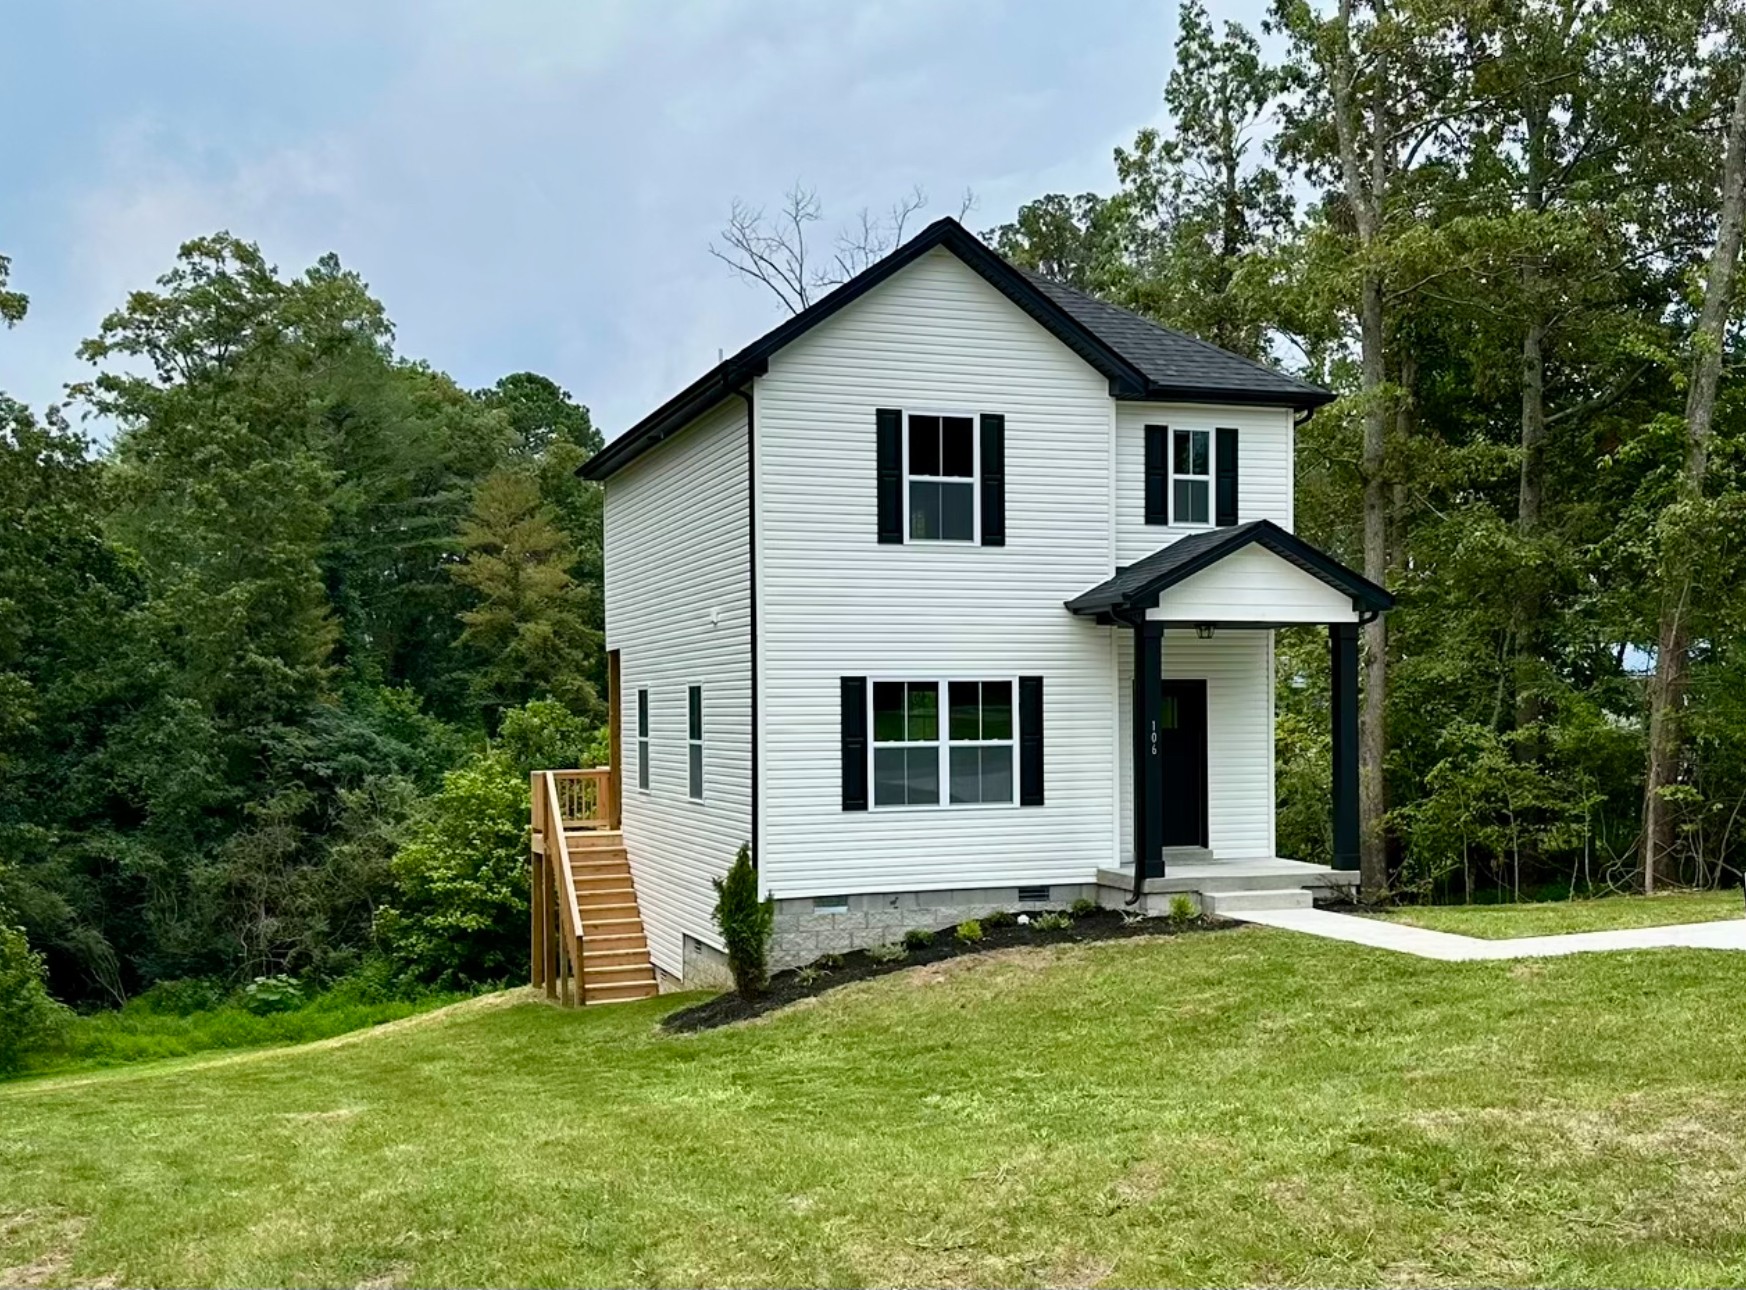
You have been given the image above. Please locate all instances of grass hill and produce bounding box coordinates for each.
[5,910,1746,1287]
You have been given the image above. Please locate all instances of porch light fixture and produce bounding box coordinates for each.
[1196,624,1215,640]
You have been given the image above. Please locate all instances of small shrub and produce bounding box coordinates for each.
[903,928,935,949]
[0,923,68,1074]
[794,965,828,986]
[1070,897,1097,917]
[132,977,230,1016]
[711,843,774,997]
[955,918,985,944]
[983,909,1016,929]
[1121,908,1146,926]
[816,952,844,970]
[1168,894,1198,925]
[241,975,305,1015]
[1033,911,1072,931]
[866,941,908,963]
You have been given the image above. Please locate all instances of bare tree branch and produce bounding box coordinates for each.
[711,182,954,315]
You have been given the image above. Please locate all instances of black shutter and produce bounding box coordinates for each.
[841,677,868,811]
[1144,424,1168,525]
[876,409,903,544]
[980,412,1005,546]
[1216,427,1239,526]
[1018,676,1044,806]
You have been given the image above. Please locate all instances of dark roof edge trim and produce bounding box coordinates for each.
[1127,382,1336,410]
[1065,520,1394,616]
[583,219,1163,481]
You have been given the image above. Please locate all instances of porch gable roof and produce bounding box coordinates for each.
[1063,520,1395,619]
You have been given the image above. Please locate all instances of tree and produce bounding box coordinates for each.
[450,470,601,724]
[711,183,972,314]
[1115,0,1296,356]
[984,192,1131,294]
[0,252,27,327]
[1644,34,1746,889]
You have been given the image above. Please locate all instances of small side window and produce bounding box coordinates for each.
[636,689,650,791]
[687,685,703,800]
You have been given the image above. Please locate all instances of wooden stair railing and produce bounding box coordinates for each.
[530,767,657,1006]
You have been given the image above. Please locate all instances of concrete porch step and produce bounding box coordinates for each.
[1202,887,1315,915]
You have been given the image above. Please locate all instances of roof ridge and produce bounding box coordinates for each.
[1016,267,1321,394]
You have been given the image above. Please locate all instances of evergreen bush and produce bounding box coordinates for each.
[711,843,774,997]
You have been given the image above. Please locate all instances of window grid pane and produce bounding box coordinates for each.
[688,744,703,800]
[637,739,649,790]
[637,690,649,738]
[906,412,978,542]
[1174,479,1209,524]
[688,686,702,740]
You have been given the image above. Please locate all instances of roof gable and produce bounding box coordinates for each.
[1064,520,1393,618]
[584,219,1332,481]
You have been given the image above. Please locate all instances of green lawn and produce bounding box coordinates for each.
[1381,890,1742,939]
[5,927,1746,1287]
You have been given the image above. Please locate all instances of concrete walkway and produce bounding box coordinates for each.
[1221,906,1746,960]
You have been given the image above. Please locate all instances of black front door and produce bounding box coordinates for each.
[1158,679,1208,849]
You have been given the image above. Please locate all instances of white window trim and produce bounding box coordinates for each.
[902,408,980,545]
[867,675,1020,812]
[686,684,703,802]
[1170,426,1214,528]
[635,688,651,793]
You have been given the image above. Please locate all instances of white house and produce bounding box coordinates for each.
[549,218,1391,996]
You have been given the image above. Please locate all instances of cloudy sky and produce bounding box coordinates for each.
[0,0,1266,442]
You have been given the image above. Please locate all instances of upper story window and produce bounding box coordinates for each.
[1173,428,1210,524]
[907,413,976,541]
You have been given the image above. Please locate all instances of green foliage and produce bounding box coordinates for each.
[1168,895,1198,926]
[794,965,827,986]
[241,974,306,1015]
[902,928,935,950]
[376,751,528,989]
[0,920,67,1073]
[1070,897,1097,917]
[954,918,984,944]
[711,844,773,998]
[1032,911,1073,931]
[13,966,463,1078]
[982,909,1016,928]
[452,470,602,724]
[865,941,908,963]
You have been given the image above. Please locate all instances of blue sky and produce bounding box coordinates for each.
[0,0,1266,442]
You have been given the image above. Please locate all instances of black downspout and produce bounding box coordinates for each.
[734,386,760,864]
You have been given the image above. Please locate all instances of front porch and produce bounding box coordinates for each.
[1067,519,1395,904]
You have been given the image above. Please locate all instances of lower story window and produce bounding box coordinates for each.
[872,678,1014,808]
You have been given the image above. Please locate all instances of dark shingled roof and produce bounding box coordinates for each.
[584,218,1332,481]
[1065,520,1393,618]
[1019,270,1327,407]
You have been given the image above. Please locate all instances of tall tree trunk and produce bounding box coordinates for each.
[1643,59,1746,891]
[1515,88,1550,737]
[1329,0,1393,901]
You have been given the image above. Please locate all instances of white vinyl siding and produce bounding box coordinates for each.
[1116,628,1277,862]
[1145,543,1362,624]
[1116,401,1294,565]
[603,399,750,977]
[755,247,1118,897]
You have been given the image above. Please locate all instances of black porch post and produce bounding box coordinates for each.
[1329,621,1360,871]
[1136,620,1165,879]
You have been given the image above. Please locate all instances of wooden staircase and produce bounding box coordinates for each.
[531,768,659,1006]
[566,828,659,1003]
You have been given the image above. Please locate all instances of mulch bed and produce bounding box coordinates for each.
[661,907,1234,1033]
